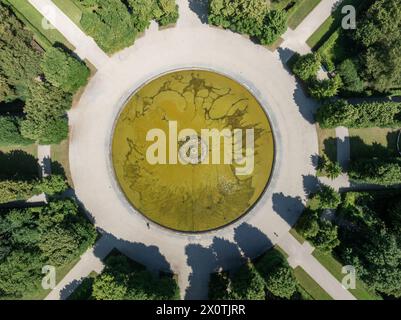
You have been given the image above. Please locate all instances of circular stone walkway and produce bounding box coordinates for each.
[68,0,319,299]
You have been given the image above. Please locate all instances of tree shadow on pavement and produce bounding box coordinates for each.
[272,192,304,227]
[188,0,209,24]
[302,174,320,196]
[59,231,175,299]
[233,223,272,259]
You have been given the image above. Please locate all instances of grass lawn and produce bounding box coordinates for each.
[306,0,362,49]
[289,227,305,244]
[51,139,73,187]
[0,144,39,180]
[294,266,333,300]
[0,144,37,158]
[312,249,382,300]
[288,0,322,30]
[51,0,83,28]
[349,128,399,161]
[5,0,72,50]
[316,125,337,162]
[22,256,81,300]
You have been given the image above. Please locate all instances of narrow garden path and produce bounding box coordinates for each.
[28,0,109,69]
[281,0,339,55]
[278,234,355,300]
[45,235,113,300]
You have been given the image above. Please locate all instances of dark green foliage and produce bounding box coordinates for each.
[0,199,96,298]
[292,53,321,81]
[265,266,297,299]
[20,81,72,144]
[153,0,179,26]
[230,260,265,300]
[352,0,401,93]
[308,75,342,99]
[297,185,341,254]
[0,250,43,298]
[41,47,90,94]
[349,158,401,186]
[208,272,231,300]
[312,220,339,252]
[78,0,138,53]
[208,0,287,45]
[90,254,180,300]
[317,154,342,180]
[77,0,179,53]
[0,116,33,146]
[337,59,365,94]
[259,10,287,45]
[316,99,401,129]
[0,174,68,204]
[0,3,42,101]
[311,185,341,210]
[297,208,319,239]
[342,228,401,297]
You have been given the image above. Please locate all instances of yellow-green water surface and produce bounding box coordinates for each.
[112,70,274,232]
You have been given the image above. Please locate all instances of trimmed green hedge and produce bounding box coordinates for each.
[317,100,401,129]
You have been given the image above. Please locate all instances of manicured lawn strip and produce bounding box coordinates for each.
[306,0,362,49]
[288,0,322,30]
[316,125,337,176]
[51,139,73,187]
[0,144,38,158]
[289,228,305,244]
[5,0,71,50]
[349,128,398,161]
[293,266,333,300]
[312,249,382,300]
[52,0,83,29]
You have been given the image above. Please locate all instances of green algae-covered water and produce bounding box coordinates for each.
[112,70,274,232]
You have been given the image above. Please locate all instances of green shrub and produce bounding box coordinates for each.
[208,0,287,45]
[20,82,71,144]
[337,59,365,94]
[41,47,90,94]
[153,0,179,26]
[292,53,321,81]
[0,116,34,146]
[349,158,401,186]
[0,180,36,204]
[308,74,342,99]
[265,265,297,299]
[78,0,138,54]
[317,99,401,128]
[39,175,69,195]
[312,185,341,210]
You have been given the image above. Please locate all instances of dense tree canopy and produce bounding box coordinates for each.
[20,82,72,144]
[78,0,179,53]
[0,199,96,298]
[0,3,42,101]
[352,0,401,93]
[90,254,180,300]
[208,0,287,45]
[349,158,401,186]
[0,116,33,146]
[316,100,401,129]
[41,47,90,94]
